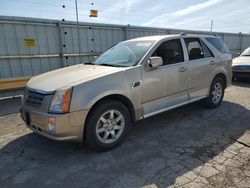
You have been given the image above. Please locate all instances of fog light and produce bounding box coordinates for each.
[48,118,56,134]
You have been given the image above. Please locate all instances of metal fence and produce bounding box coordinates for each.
[1,16,250,98]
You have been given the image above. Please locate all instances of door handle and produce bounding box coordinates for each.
[178,67,188,72]
[210,61,216,65]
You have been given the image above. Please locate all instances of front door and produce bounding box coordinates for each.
[141,64,167,116]
[141,38,189,117]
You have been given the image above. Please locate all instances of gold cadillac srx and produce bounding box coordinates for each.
[20,34,232,151]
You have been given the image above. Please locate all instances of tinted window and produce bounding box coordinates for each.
[206,37,230,53]
[152,39,184,65]
[201,40,213,58]
[184,38,204,60]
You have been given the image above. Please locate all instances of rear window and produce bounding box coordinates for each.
[206,37,230,54]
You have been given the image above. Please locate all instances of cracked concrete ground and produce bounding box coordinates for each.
[0,81,250,188]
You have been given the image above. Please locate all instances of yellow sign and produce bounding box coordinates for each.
[90,10,98,17]
[24,39,36,47]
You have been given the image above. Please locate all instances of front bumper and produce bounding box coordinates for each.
[20,107,89,142]
[232,65,250,78]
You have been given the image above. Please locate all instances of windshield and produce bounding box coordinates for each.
[241,47,250,56]
[93,41,154,67]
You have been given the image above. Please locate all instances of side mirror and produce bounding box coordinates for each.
[237,52,241,56]
[148,57,163,69]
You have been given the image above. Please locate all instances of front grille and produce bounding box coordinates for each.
[25,90,45,107]
[233,65,250,71]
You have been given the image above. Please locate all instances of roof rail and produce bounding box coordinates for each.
[179,32,187,36]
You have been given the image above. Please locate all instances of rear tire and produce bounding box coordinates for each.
[85,100,131,151]
[204,77,225,108]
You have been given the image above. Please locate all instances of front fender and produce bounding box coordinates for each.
[70,67,142,115]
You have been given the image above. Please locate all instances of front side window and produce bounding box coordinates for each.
[94,41,154,67]
[151,39,184,66]
[184,38,204,60]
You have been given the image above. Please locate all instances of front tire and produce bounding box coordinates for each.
[232,74,237,81]
[85,100,131,151]
[204,77,225,108]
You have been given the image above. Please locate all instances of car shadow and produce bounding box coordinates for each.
[232,79,250,88]
[0,100,250,187]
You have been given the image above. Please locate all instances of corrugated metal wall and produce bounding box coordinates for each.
[1,16,250,98]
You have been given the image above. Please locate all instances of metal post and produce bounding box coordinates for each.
[125,24,130,40]
[122,26,127,40]
[169,29,172,34]
[57,22,67,67]
[210,20,213,32]
[239,32,243,53]
[75,0,82,62]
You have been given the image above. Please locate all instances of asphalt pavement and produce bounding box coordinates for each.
[0,81,250,188]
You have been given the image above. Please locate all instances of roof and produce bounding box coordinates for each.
[126,34,218,42]
[127,35,178,42]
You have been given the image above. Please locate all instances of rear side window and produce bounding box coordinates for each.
[206,37,230,53]
[200,40,213,58]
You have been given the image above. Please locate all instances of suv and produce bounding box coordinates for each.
[20,34,232,151]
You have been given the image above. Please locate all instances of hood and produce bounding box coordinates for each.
[233,56,250,66]
[27,64,123,92]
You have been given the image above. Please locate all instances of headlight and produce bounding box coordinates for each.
[49,87,72,113]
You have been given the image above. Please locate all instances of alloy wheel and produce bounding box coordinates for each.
[211,82,223,104]
[96,110,125,144]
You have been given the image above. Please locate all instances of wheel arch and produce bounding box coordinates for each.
[85,94,136,125]
[213,72,227,88]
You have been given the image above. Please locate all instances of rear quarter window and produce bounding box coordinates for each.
[205,37,230,54]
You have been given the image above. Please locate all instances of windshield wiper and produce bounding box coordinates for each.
[98,63,122,67]
[84,62,95,65]
[84,62,120,67]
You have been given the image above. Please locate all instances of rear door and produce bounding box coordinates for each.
[183,37,215,100]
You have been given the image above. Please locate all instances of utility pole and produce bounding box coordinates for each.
[210,20,213,32]
[75,0,82,61]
